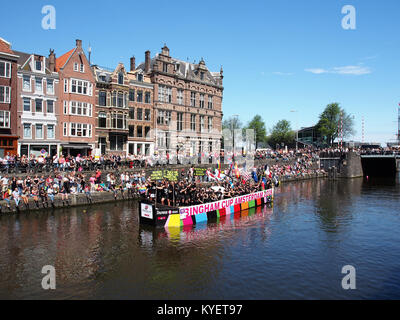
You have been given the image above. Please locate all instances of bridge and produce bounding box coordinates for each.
[319,151,400,178]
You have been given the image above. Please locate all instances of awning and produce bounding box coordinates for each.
[61,144,92,150]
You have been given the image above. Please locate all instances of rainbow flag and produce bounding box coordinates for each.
[217,159,221,170]
[235,163,240,178]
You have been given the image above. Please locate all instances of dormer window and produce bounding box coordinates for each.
[99,75,106,82]
[163,63,168,73]
[35,60,42,71]
[118,72,124,85]
[137,74,143,82]
[200,72,204,80]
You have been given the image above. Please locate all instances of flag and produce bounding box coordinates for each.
[234,163,240,178]
[240,168,251,182]
[217,159,221,170]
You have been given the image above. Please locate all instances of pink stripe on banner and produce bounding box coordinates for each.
[182,215,193,226]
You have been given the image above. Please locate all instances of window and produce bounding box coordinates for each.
[69,101,92,116]
[200,116,205,131]
[208,117,213,132]
[80,64,84,73]
[129,89,135,101]
[137,91,143,103]
[190,114,196,131]
[63,123,67,136]
[177,112,183,132]
[0,86,11,104]
[47,100,54,114]
[99,75,106,82]
[158,110,164,125]
[118,72,124,85]
[200,72,204,80]
[63,101,68,114]
[0,111,10,128]
[47,79,54,94]
[35,60,42,71]
[129,125,134,137]
[118,92,124,107]
[163,63,168,73]
[35,99,43,113]
[145,92,151,104]
[47,125,55,139]
[191,92,196,107]
[99,91,107,106]
[23,98,31,112]
[69,123,92,137]
[70,79,91,95]
[199,94,205,108]
[137,74,143,82]
[137,126,143,137]
[117,113,124,129]
[0,86,11,103]
[144,109,151,121]
[209,141,213,153]
[74,63,78,71]
[208,96,213,109]
[145,126,150,138]
[112,91,117,106]
[110,135,124,151]
[23,124,31,138]
[0,61,11,78]
[35,77,43,92]
[177,89,183,105]
[99,112,107,128]
[165,111,171,125]
[129,108,134,119]
[35,124,43,139]
[137,108,143,120]
[158,85,171,103]
[23,75,31,91]
[64,79,68,93]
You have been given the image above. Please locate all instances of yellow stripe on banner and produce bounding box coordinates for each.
[167,214,182,228]
[241,201,249,211]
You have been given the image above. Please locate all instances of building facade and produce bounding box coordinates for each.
[56,39,96,156]
[126,56,154,156]
[15,50,60,157]
[0,37,19,156]
[136,45,223,157]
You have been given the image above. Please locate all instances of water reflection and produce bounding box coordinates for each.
[1,177,400,299]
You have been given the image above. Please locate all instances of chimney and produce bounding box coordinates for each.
[145,51,151,73]
[48,49,56,72]
[130,56,136,72]
[76,39,82,48]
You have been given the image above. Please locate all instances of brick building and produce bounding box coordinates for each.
[136,45,223,157]
[56,39,96,156]
[14,49,60,157]
[0,37,19,156]
[126,56,154,156]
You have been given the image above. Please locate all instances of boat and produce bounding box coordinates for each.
[139,188,274,228]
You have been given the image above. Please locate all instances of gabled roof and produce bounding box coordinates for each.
[55,48,75,71]
[0,37,14,55]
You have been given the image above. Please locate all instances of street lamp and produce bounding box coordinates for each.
[232,114,239,162]
[290,110,299,152]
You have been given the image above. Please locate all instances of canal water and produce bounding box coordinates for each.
[0,177,399,300]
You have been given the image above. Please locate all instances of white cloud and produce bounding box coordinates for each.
[305,65,371,75]
[272,71,294,76]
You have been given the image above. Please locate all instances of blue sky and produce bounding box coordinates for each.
[1,0,399,144]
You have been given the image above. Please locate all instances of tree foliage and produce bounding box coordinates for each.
[316,103,355,146]
[246,115,267,148]
[267,119,295,148]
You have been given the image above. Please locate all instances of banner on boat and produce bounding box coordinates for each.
[179,189,273,219]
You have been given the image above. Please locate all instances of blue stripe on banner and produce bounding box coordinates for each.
[195,212,208,224]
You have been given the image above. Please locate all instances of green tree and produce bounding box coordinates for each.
[267,119,295,148]
[246,115,267,149]
[316,103,355,146]
[222,116,242,131]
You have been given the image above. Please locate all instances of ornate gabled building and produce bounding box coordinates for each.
[92,63,130,155]
[136,45,223,158]
[0,37,19,156]
[56,39,96,156]
[14,49,60,157]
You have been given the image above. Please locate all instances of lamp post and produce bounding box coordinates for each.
[232,114,239,162]
[290,110,299,152]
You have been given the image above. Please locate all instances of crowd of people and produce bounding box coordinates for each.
[0,147,332,212]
